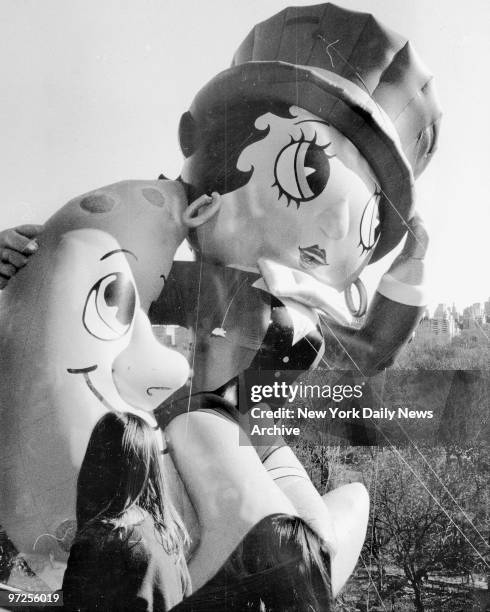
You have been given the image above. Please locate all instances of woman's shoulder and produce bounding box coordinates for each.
[65,515,187,611]
[127,514,168,555]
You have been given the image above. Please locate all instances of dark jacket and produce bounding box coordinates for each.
[63,515,189,612]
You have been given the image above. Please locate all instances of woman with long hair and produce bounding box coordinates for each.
[62,411,191,612]
[172,513,334,611]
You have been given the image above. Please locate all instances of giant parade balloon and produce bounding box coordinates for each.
[0,180,190,584]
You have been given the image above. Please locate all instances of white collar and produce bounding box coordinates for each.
[253,258,350,326]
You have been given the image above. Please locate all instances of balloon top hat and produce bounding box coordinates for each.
[180,2,441,263]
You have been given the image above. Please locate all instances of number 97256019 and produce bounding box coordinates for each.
[0,590,63,607]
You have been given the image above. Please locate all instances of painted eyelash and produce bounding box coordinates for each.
[358,188,382,255]
[272,130,336,209]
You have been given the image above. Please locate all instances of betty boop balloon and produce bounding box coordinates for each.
[179,2,441,288]
[173,2,441,390]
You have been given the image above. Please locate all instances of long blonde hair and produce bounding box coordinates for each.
[76,411,190,591]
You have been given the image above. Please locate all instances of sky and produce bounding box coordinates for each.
[1,0,489,313]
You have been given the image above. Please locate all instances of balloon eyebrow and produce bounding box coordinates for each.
[100,249,138,261]
[293,119,330,127]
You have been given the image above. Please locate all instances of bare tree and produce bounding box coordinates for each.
[369,447,486,611]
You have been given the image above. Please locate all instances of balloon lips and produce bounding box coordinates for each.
[0,226,189,572]
[46,179,188,312]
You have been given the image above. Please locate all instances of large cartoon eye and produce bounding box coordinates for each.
[273,132,335,208]
[359,190,381,255]
[83,273,136,341]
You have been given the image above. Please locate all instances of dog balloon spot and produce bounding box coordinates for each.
[80,194,116,213]
[142,188,166,208]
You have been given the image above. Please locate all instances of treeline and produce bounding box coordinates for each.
[395,326,490,371]
[292,442,489,611]
[291,326,489,610]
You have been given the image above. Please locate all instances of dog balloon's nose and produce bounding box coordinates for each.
[112,310,189,411]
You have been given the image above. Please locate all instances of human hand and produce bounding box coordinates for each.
[0,224,43,289]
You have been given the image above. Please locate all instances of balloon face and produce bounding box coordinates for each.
[186,107,380,291]
[47,229,189,430]
[0,227,189,570]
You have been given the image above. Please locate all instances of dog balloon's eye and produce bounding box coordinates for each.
[273,133,335,208]
[83,273,136,341]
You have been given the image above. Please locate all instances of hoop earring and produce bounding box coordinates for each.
[344,278,367,318]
